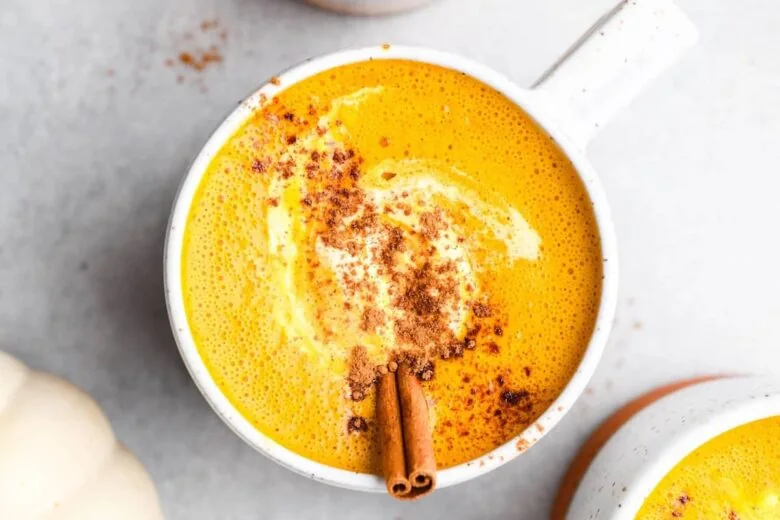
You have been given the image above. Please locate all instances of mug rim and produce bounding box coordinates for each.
[163,44,619,491]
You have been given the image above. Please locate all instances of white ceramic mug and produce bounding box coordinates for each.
[164,0,697,492]
[561,377,780,519]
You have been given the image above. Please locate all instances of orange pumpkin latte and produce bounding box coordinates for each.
[181,59,602,472]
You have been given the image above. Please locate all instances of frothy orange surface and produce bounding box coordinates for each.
[637,416,780,519]
[181,59,602,472]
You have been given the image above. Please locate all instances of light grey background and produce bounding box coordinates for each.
[2,0,779,518]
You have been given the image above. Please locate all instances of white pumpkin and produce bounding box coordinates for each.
[0,351,164,519]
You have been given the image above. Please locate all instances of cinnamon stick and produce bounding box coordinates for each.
[396,365,437,497]
[377,371,410,497]
[376,364,437,500]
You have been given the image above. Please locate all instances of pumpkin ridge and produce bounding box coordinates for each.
[0,351,29,417]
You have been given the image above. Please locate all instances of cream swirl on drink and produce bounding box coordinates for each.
[264,88,540,374]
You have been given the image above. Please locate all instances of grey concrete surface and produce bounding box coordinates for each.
[2,0,780,518]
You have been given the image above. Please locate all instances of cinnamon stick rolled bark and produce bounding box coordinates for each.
[396,365,437,498]
[376,371,411,497]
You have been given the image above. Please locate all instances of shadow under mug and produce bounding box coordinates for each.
[164,0,697,492]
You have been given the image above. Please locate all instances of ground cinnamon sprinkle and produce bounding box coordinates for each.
[347,416,368,433]
[419,209,445,240]
[251,100,517,417]
[416,361,435,381]
[362,308,386,332]
[472,302,493,318]
[501,389,531,409]
[347,345,375,400]
[392,260,462,369]
[252,159,268,174]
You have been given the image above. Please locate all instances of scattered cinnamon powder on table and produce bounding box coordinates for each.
[165,18,227,89]
[179,48,223,72]
[200,18,219,30]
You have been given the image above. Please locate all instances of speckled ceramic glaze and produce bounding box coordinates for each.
[557,377,780,519]
[164,0,696,492]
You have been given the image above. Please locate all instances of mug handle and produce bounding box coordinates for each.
[531,0,698,149]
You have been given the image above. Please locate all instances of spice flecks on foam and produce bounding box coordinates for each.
[262,87,541,378]
[181,59,603,471]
